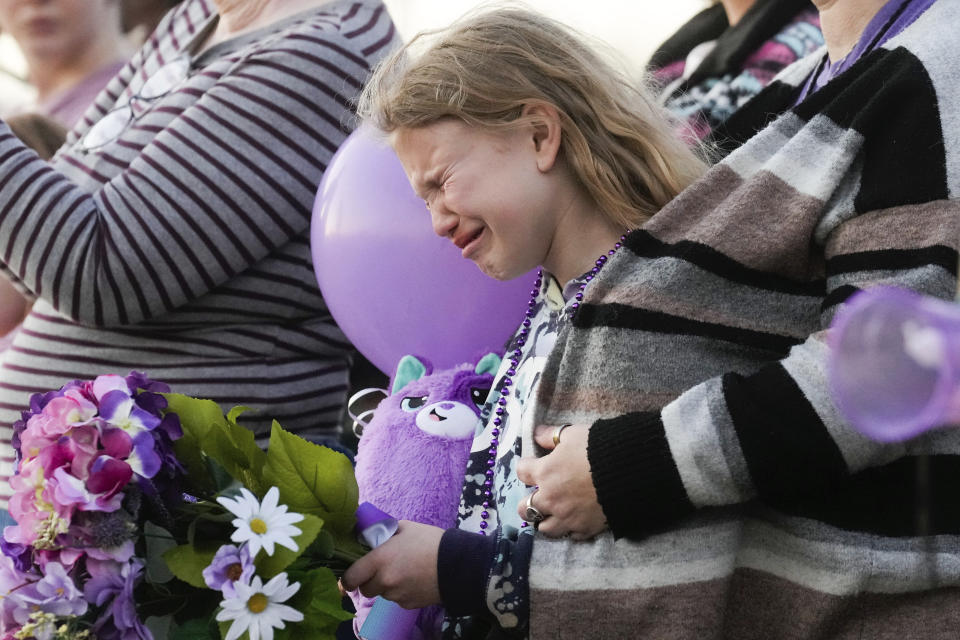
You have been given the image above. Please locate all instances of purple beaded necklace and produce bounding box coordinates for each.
[478,234,627,533]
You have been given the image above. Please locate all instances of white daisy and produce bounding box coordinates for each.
[217,486,304,557]
[217,572,304,640]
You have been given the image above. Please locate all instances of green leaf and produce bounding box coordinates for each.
[299,567,354,623]
[144,521,178,584]
[145,616,174,639]
[186,508,234,547]
[164,543,218,589]
[262,422,358,541]
[203,418,267,496]
[255,513,323,579]
[164,394,267,495]
[226,406,251,424]
[284,567,352,639]
[171,616,220,640]
[165,393,224,493]
[164,393,225,437]
[305,529,336,560]
[205,457,239,494]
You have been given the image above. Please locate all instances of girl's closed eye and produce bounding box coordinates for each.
[438,172,452,193]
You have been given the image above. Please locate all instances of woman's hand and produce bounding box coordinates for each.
[341,520,444,609]
[516,424,607,540]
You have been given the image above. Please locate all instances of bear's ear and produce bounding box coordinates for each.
[475,353,501,376]
[392,355,429,394]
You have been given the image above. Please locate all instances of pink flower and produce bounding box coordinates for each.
[98,428,161,478]
[53,456,131,513]
[34,547,84,571]
[2,507,70,552]
[18,423,57,463]
[35,425,100,481]
[7,459,67,532]
[100,428,133,460]
[19,393,97,461]
[65,425,100,479]
[35,394,96,433]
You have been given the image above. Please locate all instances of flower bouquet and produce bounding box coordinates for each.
[0,372,366,640]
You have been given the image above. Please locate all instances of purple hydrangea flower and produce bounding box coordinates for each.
[0,552,31,629]
[84,558,153,640]
[154,413,183,443]
[125,371,170,395]
[127,432,162,479]
[98,391,161,435]
[131,392,167,419]
[26,561,87,617]
[0,538,31,573]
[7,562,87,630]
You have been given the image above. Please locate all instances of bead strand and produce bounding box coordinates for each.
[569,235,625,320]
[478,234,627,534]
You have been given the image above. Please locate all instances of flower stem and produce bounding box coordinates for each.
[332,549,363,563]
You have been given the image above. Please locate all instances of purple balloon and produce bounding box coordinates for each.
[829,286,960,442]
[311,128,535,374]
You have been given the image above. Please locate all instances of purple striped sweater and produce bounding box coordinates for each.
[0,0,398,505]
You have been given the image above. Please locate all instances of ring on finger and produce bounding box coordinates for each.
[552,423,573,447]
[523,488,545,524]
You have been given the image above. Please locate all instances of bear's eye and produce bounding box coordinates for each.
[470,386,491,409]
[400,396,428,412]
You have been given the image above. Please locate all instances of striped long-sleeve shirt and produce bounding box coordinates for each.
[522,1,960,638]
[0,0,398,506]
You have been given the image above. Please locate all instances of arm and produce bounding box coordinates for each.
[0,23,383,326]
[590,200,960,538]
[439,527,532,635]
[343,523,532,635]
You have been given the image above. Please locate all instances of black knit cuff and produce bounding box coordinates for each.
[588,411,695,539]
[437,528,496,617]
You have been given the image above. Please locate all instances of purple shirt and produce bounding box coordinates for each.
[38,61,125,130]
[797,0,936,103]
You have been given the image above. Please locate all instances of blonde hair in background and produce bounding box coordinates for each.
[358,5,708,230]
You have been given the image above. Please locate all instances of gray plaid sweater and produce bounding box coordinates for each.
[528,1,960,638]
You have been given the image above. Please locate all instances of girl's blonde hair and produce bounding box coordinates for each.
[358,7,707,229]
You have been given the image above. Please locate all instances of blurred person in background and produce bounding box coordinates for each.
[0,0,397,517]
[121,0,183,46]
[0,0,131,129]
[0,112,65,352]
[0,1,132,359]
[0,28,35,115]
[649,0,823,141]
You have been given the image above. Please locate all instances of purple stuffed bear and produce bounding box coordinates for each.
[351,352,501,639]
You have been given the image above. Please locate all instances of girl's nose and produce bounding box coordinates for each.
[430,204,457,238]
